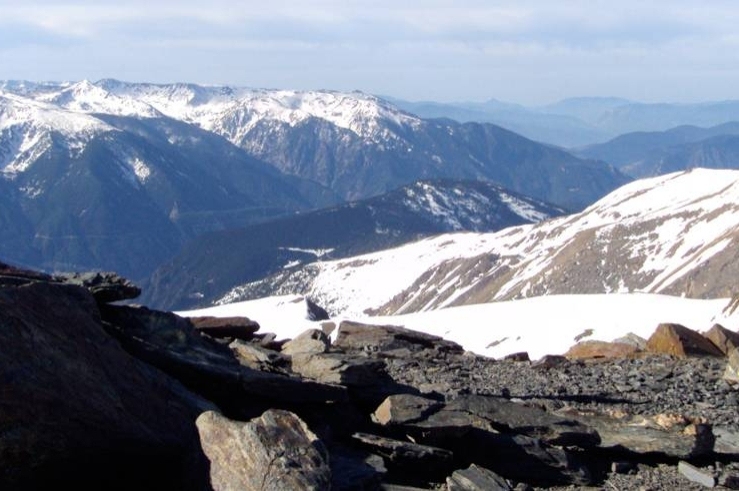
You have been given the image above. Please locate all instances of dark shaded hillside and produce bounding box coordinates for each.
[142,180,565,310]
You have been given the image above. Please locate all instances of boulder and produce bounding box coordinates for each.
[532,355,569,369]
[196,410,331,491]
[704,324,739,355]
[503,352,530,362]
[291,352,388,387]
[0,280,211,489]
[282,328,331,356]
[565,340,641,359]
[612,332,648,350]
[58,271,141,303]
[678,461,717,488]
[189,315,260,340]
[446,464,512,491]
[646,323,724,357]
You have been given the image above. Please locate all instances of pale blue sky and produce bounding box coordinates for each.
[1,0,738,104]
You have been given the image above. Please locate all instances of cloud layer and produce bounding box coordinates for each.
[1,1,738,103]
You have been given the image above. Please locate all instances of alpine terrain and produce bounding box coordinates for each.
[143,179,565,310]
[219,168,739,316]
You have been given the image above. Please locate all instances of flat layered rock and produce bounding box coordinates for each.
[352,432,453,470]
[197,410,330,491]
[291,352,389,387]
[335,320,464,356]
[556,408,715,459]
[190,316,260,340]
[446,464,511,491]
[58,271,141,303]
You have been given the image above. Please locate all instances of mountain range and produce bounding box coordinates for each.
[391,96,739,147]
[0,79,628,279]
[575,122,739,177]
[142,179,565,310]
[218,169,739,317]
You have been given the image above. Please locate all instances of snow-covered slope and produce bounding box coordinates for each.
[180,293,737,359]
[223,169,739,316]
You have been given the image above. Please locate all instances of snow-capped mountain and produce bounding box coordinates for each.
[0,88,338,279]
[143,179,565,310]
[1,79,629,210]
[223,169,739,316]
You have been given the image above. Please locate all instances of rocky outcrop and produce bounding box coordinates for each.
[646,323,724,357]
[196,410,331,491]
[4,264,738,491]
[0,279,210,490]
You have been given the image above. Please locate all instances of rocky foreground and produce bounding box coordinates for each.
[1,262,738,490]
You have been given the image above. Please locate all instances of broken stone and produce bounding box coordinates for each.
[352,432,453,475]
[229,339,290,373]
[503,352,530,362]
[335,320,464,355]
[291,352,388,387]
[722,347,739,384]
[532,355,569,369]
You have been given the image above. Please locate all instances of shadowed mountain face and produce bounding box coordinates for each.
[142,179,566,310]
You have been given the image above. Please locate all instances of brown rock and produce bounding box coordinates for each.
[565,340,641,360]
[646,323,723,357]
[189,316,260,340]
[196,409,330,491]
[703,324,739,355]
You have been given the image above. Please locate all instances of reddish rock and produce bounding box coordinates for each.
[645,323,723,357]
[703,324,739,355]
[565,340,641,360]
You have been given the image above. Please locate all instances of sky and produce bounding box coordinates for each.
[1,0,739,105]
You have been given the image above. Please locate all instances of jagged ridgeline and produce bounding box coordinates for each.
[1,80,628,280]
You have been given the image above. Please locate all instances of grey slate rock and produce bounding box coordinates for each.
[57,271,141,303]
[446,464,512,491]
[190,315,260,340]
